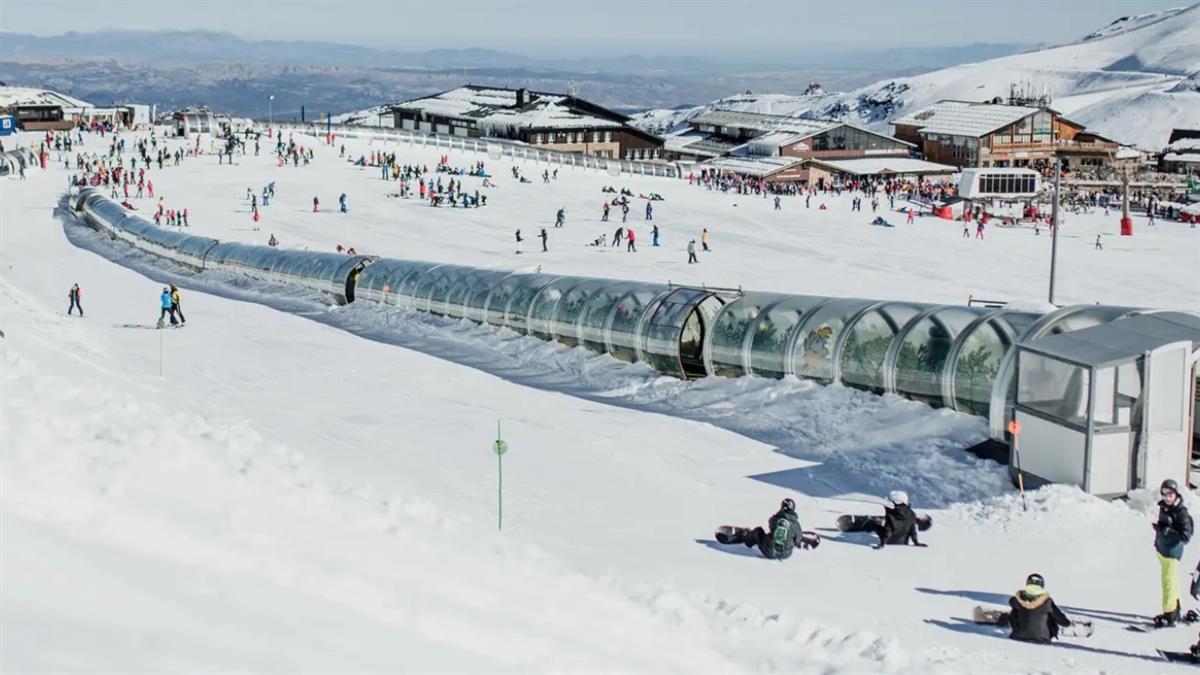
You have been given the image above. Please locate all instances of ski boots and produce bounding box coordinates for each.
[1154,601,1183,628]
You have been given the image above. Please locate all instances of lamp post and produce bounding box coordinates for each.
[268,95,274,127]
[1048,161,1061,305]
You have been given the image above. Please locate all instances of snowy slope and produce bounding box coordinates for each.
[633,5,1200,149]
[3,126,1200,673]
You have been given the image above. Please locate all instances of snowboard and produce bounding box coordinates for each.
[974,605,1093,638]
[714,525,820,549]
[836,514,933,533]
[1158,649,1200,664]
[1126,610,1200,632]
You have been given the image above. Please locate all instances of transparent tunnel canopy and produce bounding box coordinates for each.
[578,281,646,354]
[839,302,928,393]
[483,274,534,327]
[552,279,612,347]
[463,270,514,323]
[891,306,986,406]
[706,292,788,378]
[527,277,586,339]
[502,274,559,334]
[355,259,438,305]
[951,311,1038,416]
[747,296,830,379]
[788,298,877,383]
[420,265,474,315]
[445,269,507,320]
[608,286,668,363]
[639,287,725,378]
[408,264,452,312]
[396,262,445,307]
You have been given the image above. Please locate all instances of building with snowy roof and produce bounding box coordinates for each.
[0,85,95,131]
[682,110,911,162]
[388,85,663,161]
[892,100,1120,170]
[1161,130,1200,173]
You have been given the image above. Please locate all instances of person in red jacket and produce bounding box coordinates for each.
[67,283,82,316]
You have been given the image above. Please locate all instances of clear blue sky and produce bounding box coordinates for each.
[0,0,1190,55]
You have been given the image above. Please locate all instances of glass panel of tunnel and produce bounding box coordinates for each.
[551,279,611,348]
[948,312,1035,416]
[747,296,833,379]
[527,277,585,340]
[483,274,535,327]
[409,264,455,312]
[426,266,479,316]
[608,286,668,363]
[891,306,986,406]
[578,281,646,354]
[638,288,725,379]
[502,274,559,334]
[705,292,787,378]
[395,262,443,307]
[788,298,877,383]
[462,271,514,323]
[838,302,928,392]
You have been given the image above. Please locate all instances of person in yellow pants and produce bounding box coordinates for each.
[1154,479,1193,626]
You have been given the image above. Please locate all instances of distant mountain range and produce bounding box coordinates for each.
[631,5,1200,150]
[0,29,1036,119]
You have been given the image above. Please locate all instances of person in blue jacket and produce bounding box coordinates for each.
[159,287,177,327]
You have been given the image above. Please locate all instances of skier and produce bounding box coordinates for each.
[515,229,523,255]
[652,223,660,247]
[313,196,319,212]
[158,287,177,327]
[714,498,818,560]
[170,284,185,326]
[339,193,348,213]
[612,226,624,248]
[626,227,636,252]
[1001,574,1073,643]
[67,283,82,317]
[1154,478,1193,626]
[602,202,610,222]
[539,227,548,253]
[687,239,698,264]
[555,207,565,228]
[774,195,781,210]
[1095,234,1103,250]
[645,202,653,220]
[866,491,926,549]
[701,228,710,252]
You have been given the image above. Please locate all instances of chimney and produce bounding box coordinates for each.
[516,88,527,107]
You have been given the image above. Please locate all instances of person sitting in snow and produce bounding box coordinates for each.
[1003,574,1072,643]
[865,491,925,549]
[716,498,819,560]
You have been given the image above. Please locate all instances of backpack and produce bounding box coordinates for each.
[771,517,792,557]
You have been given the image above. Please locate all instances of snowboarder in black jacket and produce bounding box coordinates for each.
[1006,573,1071,643]
[869,490,925,549]
[1154,478,1193,626]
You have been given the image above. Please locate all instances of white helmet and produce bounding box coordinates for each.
[888,490,909,506]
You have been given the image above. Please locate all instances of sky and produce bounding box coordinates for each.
[0,0,1191,56]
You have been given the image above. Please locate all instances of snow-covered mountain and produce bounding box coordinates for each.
[633,5,1200,150]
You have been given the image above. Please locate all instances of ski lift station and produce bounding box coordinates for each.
[72,187,1200,498]
[958,167,1041,199]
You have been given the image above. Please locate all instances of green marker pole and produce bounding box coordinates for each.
[493,420,508,531]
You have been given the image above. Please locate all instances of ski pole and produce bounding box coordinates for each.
[1008,419,1027,512]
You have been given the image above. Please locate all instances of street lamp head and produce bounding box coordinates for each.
[269,95,275,101]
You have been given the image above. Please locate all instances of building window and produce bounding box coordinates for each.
[605,130,612,142]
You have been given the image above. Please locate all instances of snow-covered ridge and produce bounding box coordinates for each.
[633,5,1200,149]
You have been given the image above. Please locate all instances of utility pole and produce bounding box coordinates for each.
[268,95,275,127]
[1048,161,1061,305]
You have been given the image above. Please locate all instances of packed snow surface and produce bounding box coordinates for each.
[2,123,1199,673]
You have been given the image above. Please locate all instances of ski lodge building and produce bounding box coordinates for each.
[677,110,955,185]
[1161,129,1200,173]
[891,100,1121,171]
[387,85,664,161]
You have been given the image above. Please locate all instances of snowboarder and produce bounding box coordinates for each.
[539,227,548,252]
[701,228,710,252]
[313,196,319,212]
[714,498,819,560]
[1095,234,1103,250]
[170,284,185,325]
[515,229,523,255]
[602,202,610,222]
[555,207,565,228]
[1154,478,1193,626]
[67,283,82,317]
[612,226,624,247]
[339,193,348,213]
[645,202,653,220]
[981,574,1073,643]
[687,239,698,264]
[652,223,660,247]
[866,491,925,549]
[268,233,278,247]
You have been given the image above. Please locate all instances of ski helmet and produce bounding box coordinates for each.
[1162,478,1180,495]
[780,498,796,512]
[888,490,909,506]
[1026,573,1045,588]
